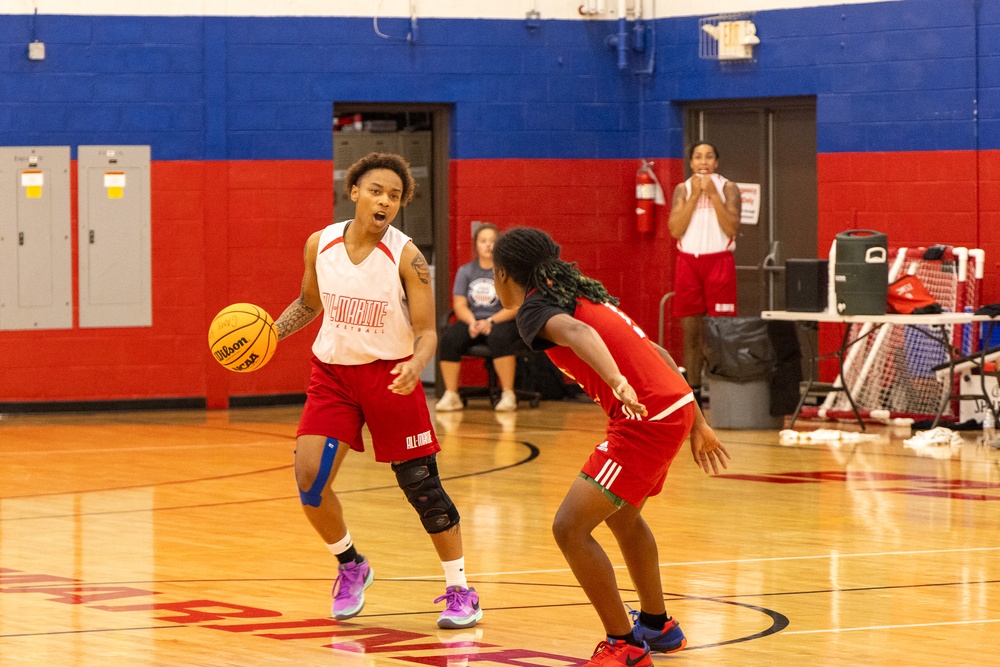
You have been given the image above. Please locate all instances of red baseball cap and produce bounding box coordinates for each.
[887,275,937,314]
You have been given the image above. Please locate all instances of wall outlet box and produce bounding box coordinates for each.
[28,41,45,61]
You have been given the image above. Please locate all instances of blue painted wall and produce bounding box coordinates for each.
[0,1,995,160]
[4,0,1000,405]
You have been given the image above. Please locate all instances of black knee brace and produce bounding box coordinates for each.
[392,455,460,534]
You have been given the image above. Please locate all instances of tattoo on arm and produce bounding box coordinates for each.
[673,184,687,206]
[727,186,741,217]
[275,296,318,340]
[411,252,431,285]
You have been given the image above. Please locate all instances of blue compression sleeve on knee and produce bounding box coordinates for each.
[299,437,338,508]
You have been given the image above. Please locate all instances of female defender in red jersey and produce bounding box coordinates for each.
[491,227,730,667]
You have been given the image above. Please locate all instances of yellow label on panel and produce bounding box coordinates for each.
[21,170,43,198]
[104,171,125,199]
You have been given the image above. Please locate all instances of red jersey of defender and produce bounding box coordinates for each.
[517,292,693,421]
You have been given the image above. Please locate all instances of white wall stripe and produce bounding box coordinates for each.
[0,0,899,19]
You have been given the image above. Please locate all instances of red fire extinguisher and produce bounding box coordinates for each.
[635,160,657,233]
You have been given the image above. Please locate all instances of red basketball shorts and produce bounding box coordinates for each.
[297,356,440,463]
[672,250,738,318]
[580,401,696,507]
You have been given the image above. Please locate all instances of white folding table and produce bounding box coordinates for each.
[761,310,998,430]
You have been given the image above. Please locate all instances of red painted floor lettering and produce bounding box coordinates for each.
[1,584,156,604]
[205,618,340,633]
[396,649,586,666]
[91,599,283,623]
[322,626,493,653]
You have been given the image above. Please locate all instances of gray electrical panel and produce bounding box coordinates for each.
[77,145,152,328]
[0,146,72,331]
[332,131,434,247]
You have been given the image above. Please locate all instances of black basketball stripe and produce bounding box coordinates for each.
[223,318,270,370]
[257,318,278,370]
[250,305,276,371]
[208,304,264,350]
[209,318,260,351]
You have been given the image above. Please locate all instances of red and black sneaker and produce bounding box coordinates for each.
[583,638,652,667]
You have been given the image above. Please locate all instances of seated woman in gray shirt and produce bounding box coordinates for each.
[436,223,522,412]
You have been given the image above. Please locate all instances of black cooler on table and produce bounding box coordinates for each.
[834,229,888,315]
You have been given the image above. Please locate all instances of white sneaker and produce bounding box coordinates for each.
[495,390,517,412]
[435,390,464,412]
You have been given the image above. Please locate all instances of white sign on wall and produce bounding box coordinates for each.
[736,182,761,225]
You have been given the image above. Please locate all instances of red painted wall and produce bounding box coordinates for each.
[203,161,333,408]
[0,160,331,407]
[5,151,995,407]
[816,150,1000,380]
[446,158,685,390]
[449,157,685,349]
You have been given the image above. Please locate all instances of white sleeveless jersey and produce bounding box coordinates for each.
[677,173,736,256]
[311,221,415,365]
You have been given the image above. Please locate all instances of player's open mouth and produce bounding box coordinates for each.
[374,212,387,222]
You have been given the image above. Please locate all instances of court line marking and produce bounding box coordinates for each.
[0,440,289,456]
[0,443,541,510]
[384,545,1000,580]
[784,618,1000,635]
[0,625,186,638]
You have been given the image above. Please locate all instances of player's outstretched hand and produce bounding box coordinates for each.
[613,379,647,417]
[388,360,421,395]
[690,423,730,475]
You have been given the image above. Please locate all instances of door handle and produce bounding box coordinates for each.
[761,240,779,268]
[19,232,24,246]
[89,230,95,244]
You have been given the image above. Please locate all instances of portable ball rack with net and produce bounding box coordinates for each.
[798,246,986,425]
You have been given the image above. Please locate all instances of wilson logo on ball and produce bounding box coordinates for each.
[208,303,277,373]
[213,336,249,362]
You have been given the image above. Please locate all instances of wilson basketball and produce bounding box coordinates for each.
[208,303,277,372]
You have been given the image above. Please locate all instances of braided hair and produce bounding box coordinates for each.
[492,227,618,310]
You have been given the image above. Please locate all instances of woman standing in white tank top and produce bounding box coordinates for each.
[667,142,742,406]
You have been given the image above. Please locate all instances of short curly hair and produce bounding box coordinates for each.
[345,152,416,206]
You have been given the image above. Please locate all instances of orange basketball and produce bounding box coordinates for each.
[208,303,277,372]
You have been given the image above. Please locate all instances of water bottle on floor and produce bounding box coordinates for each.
[983,407,996,447]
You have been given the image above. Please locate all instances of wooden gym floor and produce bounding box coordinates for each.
[2,398,999,666]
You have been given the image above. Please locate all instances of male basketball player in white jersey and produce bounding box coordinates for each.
[668,142,741,405]
[272,152,481,630]
[492,227,729,667]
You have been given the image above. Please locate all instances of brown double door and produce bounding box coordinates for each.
[684,97,818,315]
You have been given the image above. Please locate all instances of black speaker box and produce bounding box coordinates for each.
[785,259,828,312]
